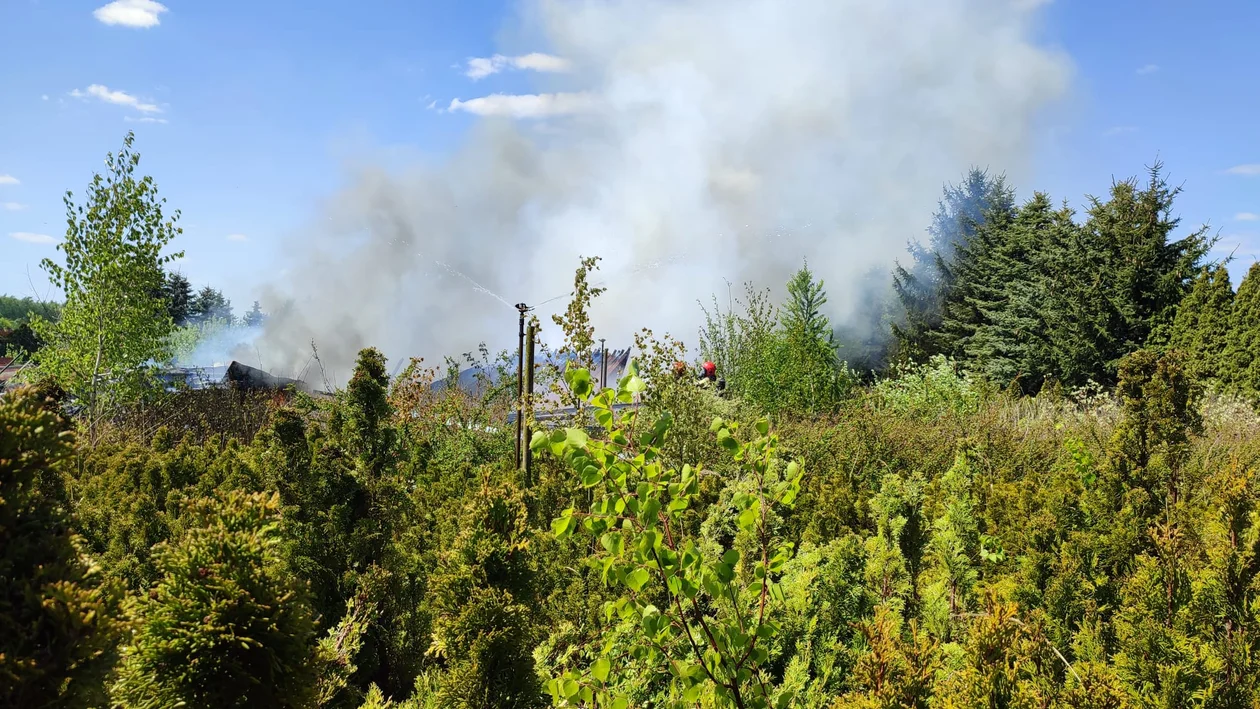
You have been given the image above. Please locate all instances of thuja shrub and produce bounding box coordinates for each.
[112,490,318,708]
[0,386,119,708]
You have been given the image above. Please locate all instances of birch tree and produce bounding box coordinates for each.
[30,132,183,441]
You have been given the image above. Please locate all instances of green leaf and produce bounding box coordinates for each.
[552,512,576,539]
[640,497,661,525]
[562,679,580,699]
[565,427,590,448]
[722,549,740,566]
[780,486,798,505]
[581,465,603,487]
[595,408,614,429]
[592,657,611,683]
[625,567,651,591]
[530,430,548,451]
[638,529,661,558]
[625,375,647,394]
[565,365,593,399]
[786,460,801,480]
[601,532,624,556]
[738,506,758,530]
[769,581,785,603]
[755,419,770,436]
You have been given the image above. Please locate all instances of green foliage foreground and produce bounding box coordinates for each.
[5,337,1259,708]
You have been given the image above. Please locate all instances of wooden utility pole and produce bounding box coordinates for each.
[599,338,607,390]
[514,303,529,469]
[523,322,537,485]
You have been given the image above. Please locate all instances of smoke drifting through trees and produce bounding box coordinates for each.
[253,0,1070,384]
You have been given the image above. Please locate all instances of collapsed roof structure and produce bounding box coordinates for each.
[157,361,311,393]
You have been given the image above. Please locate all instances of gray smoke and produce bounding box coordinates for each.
[252,0,1070,385]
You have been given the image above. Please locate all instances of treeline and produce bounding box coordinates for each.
[1,275,265,365]
[0,295,59,357]
[160,271,265,328]
[882,165,1259,397]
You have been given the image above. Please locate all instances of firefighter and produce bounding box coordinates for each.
[700,361,717,383]
[698,361,728,395]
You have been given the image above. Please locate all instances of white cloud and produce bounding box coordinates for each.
[465,53,572,80]
[0,174,18,185]
[93,0,167,28]
[1136,64,1159,75]
[1226,164,1260,176]
[1104,125,1137,136]
[125,115,169,124]
[1,202,27,211]
[9,232,56,244]
[1236,212,1259,222]
[426,99,438,110]
[447,92,594,118]
[41,94,49,101]
[70,84,162,113]
[226,233,249,242]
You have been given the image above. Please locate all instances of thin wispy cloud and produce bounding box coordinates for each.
[226,233,249,242]
[9,232,56,245]
[125,115,169,124]
[1236,212,1259,222]
[1226,164,1260,176]
[70,84,162,114]
[93,0,167,28]
[1,202,27,211]
[1104,125,1137,136]
[465,53,572,80]
[1136,64,1159,75]
[447,92,594,119]
[0,175,18,186]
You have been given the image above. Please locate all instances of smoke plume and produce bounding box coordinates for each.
[252,0,1070,385]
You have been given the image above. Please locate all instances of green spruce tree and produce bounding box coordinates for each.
[893,169,1015,362]
[163,272,193,326]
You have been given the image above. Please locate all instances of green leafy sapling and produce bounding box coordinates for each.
[534,362,804,709]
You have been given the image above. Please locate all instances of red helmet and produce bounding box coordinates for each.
[702,361,716,376]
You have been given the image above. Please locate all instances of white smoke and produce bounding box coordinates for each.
[251,0,1070,384]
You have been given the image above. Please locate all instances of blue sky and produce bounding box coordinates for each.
[0,0,1257,314]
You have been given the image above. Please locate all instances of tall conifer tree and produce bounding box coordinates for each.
[1167,265,1233,382]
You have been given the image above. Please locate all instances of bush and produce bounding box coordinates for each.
[871,355,983,419]
[0,387,118,708]
[112,490,318,708]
